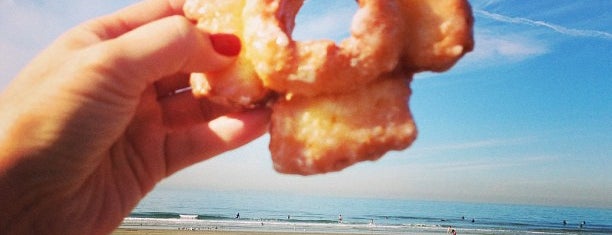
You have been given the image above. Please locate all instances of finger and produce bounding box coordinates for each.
[159,91,237,129]
[164,108,271,175]
[83,0,187,40]
[153,35,243,97]
[95,16,239,93]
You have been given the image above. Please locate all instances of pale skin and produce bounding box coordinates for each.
[0,0,270,234]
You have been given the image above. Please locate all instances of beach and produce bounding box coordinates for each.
[114,217,454,235]
[122,189,612,235]
[112,228,448,235]
[113,228,346,235]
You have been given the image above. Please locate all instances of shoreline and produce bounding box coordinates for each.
[112,228,447,235]
[115,217,457,235]
[113,228,343,235]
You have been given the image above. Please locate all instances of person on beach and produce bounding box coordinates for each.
[0,0,270,235]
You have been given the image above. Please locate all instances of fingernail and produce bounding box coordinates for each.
[210,34,241,57]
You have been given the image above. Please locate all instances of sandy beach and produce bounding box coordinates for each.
[112,228,446,235]
[113,190,612,235]
[113,228,326,235]
[114,216,472,235]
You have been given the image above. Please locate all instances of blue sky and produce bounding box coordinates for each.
[1,0,610,208]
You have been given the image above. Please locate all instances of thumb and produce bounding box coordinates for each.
[95,15,240,92]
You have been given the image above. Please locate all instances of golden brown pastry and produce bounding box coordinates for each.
[184,0,474,175]
[270,76,417,175]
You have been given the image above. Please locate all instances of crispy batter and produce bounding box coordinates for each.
[184,0,269,107]
[397,0,475,72]
[270,77,417,175]
[243,0,402,96]
[183,0,474,175]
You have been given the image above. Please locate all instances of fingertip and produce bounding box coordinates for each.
[209,34,241,57]
[185,30,239,73]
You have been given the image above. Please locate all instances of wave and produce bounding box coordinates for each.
[129,212,341,224]
[126,211,612,234]
[129,212,182,219]
[129,212,234,221]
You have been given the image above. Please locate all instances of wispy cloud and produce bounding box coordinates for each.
[431,155,555,172]
[461,32,550,68]
[417,136,537,153]
[475,9,612,40]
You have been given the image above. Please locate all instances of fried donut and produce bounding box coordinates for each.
[243,0,402,96]
[270,76,417,175]
[184,0,269,107]
[183,0,474,175]
[397,0,474,72]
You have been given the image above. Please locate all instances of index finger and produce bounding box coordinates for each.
[84,0,187,40]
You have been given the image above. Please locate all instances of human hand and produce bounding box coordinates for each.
[0,0,270,234]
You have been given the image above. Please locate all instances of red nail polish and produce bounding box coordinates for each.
[210,34,241,57]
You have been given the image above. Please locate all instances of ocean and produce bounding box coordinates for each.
[121,189,612,234]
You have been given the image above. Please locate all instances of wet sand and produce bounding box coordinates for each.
[111,228,477,235]
[112,228,380,235]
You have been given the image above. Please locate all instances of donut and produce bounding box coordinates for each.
[397,0,475,72]
[242,0,403,96]
[183,0,474,175]
[184,0,269,107]
[270,76,417,175]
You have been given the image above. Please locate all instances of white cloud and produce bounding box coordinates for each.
[439,6,610,72]
[475,9,612,40]
[417,136,538,153]
[463,33,550,66]
[425,155,555,172]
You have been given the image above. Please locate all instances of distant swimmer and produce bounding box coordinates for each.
[471,218,475,223]
[563,220,567,226]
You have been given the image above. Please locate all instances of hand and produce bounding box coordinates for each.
[0,0,270,234]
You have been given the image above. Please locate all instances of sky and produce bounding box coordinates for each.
[1,0,610,208]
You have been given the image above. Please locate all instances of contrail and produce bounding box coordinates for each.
[475,9,612,40]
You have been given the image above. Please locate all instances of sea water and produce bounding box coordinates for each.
[122,189,612,234]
